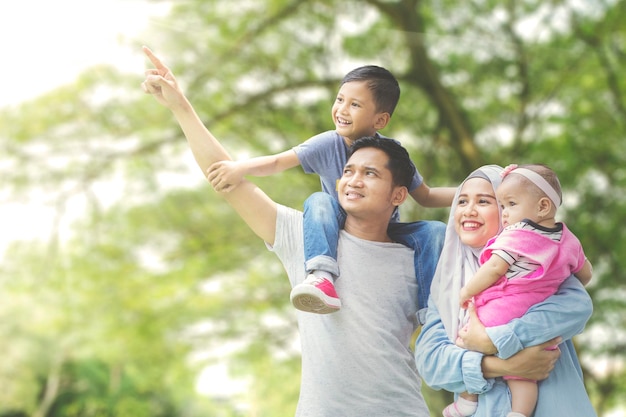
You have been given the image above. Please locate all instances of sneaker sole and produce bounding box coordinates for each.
[290,287,341,314]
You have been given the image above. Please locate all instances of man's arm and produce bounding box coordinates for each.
[142,46,278,244]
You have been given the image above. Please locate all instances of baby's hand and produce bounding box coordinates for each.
[459,288,472,309]
[206,161,245,192]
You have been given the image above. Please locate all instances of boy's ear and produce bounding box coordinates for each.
[374,112,391,130]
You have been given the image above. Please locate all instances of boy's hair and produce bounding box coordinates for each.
[515,164,563,205]
[341,66,400,116]
[349,136,415,188]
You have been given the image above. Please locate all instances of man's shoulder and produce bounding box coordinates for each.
[275,204,303,231]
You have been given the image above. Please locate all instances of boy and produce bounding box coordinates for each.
[208,65,455,320]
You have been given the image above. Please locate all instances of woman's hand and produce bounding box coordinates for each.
[482,337,562,380]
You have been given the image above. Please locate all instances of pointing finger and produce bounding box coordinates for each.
[143,45,168,71]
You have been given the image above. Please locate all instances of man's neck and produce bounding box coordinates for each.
[343,217,393,243]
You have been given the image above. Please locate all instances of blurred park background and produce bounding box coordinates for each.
[1,0,625,416]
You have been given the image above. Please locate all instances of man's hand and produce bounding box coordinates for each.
[141,46,186,109]
[456,303,497,354]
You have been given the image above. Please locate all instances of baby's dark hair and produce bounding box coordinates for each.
[349,136,415,188]
[341,66,400,116]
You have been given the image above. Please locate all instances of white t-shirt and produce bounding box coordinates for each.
[268,204,430,417]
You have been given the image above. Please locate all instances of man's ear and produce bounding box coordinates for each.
[374,112,391,130]
[392,186,409,207]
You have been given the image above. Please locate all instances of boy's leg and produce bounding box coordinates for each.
[290,192,346,314]
[387,220,446,324]
[303,192,344,276]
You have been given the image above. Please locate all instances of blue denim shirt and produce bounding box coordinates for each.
[415,276,597,417]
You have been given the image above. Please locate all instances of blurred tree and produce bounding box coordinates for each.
[1,0,625,416]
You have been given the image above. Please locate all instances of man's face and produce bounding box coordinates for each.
[337,147,402,219]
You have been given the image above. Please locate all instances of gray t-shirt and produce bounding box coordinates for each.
[268,204,430,417]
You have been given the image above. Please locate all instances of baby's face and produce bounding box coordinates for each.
[496,176,543,227]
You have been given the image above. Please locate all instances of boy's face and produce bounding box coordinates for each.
[331,81,388,144]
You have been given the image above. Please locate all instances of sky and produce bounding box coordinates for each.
[0,0,168,106]
[0,0,169,253]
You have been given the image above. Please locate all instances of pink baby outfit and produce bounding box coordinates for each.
[473,222,586,328]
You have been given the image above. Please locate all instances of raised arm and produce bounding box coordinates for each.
[142,46,278,244]
[142,46,231,172]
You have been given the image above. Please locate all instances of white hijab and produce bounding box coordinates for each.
[430,165,504,340]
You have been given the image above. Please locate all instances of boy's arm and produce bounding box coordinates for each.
[142,46,278,244]
[459,255,509,307]
[209,150,301,192]
[409,183,456,208]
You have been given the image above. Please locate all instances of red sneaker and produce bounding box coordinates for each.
[290,274,341,314]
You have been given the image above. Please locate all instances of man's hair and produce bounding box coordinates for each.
[349,136,415,188]
[341,66,400,116]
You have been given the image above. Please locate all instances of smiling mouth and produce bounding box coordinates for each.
[344,190,363,200]
[336,117,351,126]
[462,221,481,230]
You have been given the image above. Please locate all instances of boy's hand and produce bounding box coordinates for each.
[141,46,185,109]
[206,161,244,193]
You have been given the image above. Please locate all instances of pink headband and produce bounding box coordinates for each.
[502,164,561,207]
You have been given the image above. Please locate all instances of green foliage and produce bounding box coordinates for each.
[1,0,625,416]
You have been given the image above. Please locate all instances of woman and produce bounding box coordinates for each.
[415,165,596,416]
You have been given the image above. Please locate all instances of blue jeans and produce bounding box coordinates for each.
[303,192,446,321]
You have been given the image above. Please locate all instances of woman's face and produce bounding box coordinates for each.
[453,177,501,249]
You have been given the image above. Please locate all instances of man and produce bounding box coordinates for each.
[142,47,431,416]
